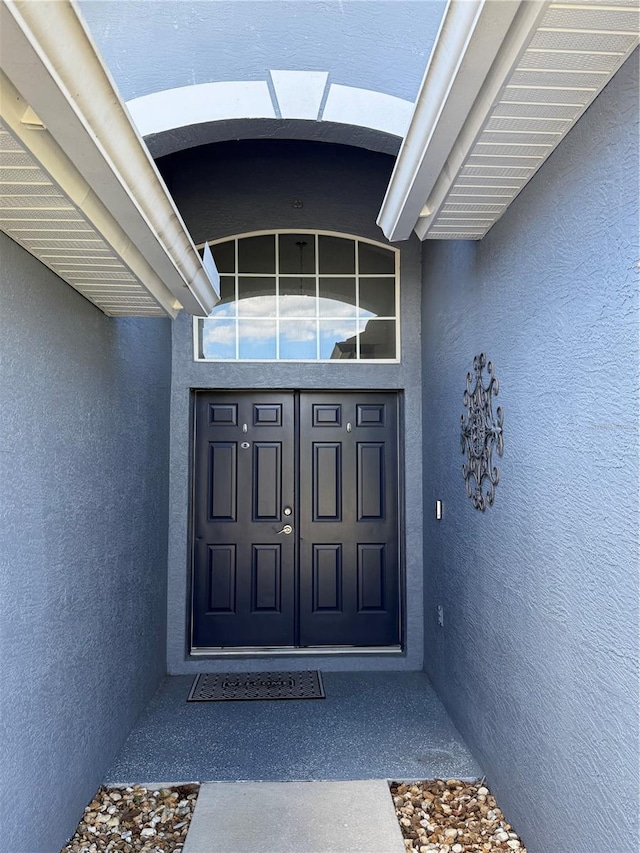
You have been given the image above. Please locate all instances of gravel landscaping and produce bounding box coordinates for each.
[60,776,526,852]
[390,779,527,852]
[61,784,199,853]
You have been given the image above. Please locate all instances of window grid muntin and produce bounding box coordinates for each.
[275,234,280,359]
[315,233,320,360]
[354,235,360,360]
[234,238,239,359]
[196,231,400,362]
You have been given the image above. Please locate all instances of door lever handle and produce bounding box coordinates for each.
[276,524,293,535]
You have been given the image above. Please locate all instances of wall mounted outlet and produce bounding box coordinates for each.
[437,604,444,627]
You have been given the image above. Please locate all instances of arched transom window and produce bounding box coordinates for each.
[195,232,399,361]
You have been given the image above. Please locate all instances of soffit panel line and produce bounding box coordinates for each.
[0,120,172,317]
[0,75,179,317]
[414,0,552,240]
[377,0,639,242]
[0,0,219,316]
[376,0,535,242]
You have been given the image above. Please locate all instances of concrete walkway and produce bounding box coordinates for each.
[103,673,480,851]
[182,780,406,853]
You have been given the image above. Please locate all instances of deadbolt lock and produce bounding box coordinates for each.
[283,507,292,516]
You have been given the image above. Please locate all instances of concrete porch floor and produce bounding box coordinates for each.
[103,671,481,784]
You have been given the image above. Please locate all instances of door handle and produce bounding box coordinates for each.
[276,524,293,535]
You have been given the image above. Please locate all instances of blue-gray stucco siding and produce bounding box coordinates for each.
[0,235,172,853]
[420,52,639,853]
[79,0,445,103]
[160,140,425,673]
[0,11,636,850]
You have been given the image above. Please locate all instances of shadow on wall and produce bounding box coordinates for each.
[1,232,172,853]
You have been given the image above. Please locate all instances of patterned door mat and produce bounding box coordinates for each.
[187,670,325,702]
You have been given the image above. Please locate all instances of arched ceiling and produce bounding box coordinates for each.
[143,118,404,161]
[126,74,415,158]
[79,0,640,242]
[3,0,634,320]
[79,1,446,155]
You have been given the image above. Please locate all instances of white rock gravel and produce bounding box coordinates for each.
[390,779,527,853]
[60,784,199,853]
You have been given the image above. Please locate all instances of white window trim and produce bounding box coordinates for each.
[193,230,401,364]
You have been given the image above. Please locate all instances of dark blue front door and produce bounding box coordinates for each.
[192,391,400,649]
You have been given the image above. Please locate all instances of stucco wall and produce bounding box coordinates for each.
[161,140,424,673]
[80,2,445,159]
[80,0,444,102]
[0,236,172,853]
[421,53,639,853]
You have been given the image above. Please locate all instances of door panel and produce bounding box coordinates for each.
[192,390,400,649]
[192,392,295,648]
[298,392,400,647]
[207,544,236,612]
[312,443,342,521]
[208,443,237,521]
[252,443,281,520]
[251,544,282,611]
[312,544,343,611]
[357,442,385,520]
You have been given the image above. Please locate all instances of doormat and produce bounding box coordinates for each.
[187,671,325,702]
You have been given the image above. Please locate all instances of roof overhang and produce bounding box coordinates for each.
[378,0,639,242]
[0,0,219,317]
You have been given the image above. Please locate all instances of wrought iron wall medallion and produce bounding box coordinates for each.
[461,353,503,511]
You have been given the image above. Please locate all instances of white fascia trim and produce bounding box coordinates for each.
[128,81,277,137]
[377,0,550,242]
[269,71,329,121]
[0,71,180,317]
[126,79,413,140]
[0,0,218,316]
[321,85,413,137]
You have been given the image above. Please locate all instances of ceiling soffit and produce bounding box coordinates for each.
[0,113,163,316]
[378,0,639,242]
[0,0,219,317]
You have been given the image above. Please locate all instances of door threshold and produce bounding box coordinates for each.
[190,645,403,657]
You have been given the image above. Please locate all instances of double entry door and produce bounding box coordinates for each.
[192,391,400,650]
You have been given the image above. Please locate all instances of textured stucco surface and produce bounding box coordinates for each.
[161,140,424,673]
[144,118,402,160]
[103,673,479,784]
[420,53,639,853]
[0,236,172,853]
[80,1,444,103]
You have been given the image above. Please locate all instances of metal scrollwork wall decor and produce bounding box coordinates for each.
[461,353,504,511]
